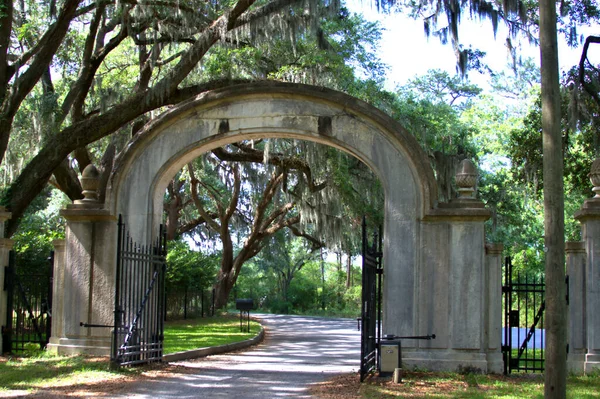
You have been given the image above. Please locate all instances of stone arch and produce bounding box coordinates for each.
[107,82,438,243]
[51,82,502,373]
[106,82,438,340]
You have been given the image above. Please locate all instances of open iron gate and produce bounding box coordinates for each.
[2,251,53,353]
[360,217,382,382]
[111,215,167,367]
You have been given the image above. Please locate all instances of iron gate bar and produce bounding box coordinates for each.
[111,215,166,367]
[502,256,551,374]
[2,250,53,353]
[360,217,383,382]
[15,278,44,347]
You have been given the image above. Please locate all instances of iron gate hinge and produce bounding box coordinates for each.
[3,266,8,291]
[565,275,570,305]
[80,322,114,328]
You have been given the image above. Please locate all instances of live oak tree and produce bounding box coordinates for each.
[0,0,388,309]
[163,139,383,308]
[0,0,342,236]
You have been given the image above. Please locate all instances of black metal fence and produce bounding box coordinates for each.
[2,251,53,353]
[502,256,546,374]
[111,216,166,367]
[360,217,382,382]
[166,288,215,319]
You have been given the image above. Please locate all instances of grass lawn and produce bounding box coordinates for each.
[354,371,600,398]
[0,314,262,393]
[163,314,261,354]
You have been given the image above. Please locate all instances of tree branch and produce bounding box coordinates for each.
[188,162,222,232]
[579,35,600,108]
[225,164,241,222]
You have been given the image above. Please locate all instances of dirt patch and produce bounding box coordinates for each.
[310,373,362,399]
[310,371,545,399]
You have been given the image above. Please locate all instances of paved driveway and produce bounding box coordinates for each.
[119,314,361,398]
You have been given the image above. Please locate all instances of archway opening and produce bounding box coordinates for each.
[159,137,384,316]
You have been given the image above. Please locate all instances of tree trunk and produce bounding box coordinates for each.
[213,271,235,309]
[540,0,567,397]
[346,254,352,289]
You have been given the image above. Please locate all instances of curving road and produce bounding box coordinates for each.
[119,314,361,398]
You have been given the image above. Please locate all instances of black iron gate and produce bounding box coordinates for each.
[360,217,382,382]
[111,216,167,367]
[502,256,547,374]
[2,251,53,353]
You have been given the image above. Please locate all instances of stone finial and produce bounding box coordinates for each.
[589,158,600,198]
[79,164,100,202]
[455,159,478,199]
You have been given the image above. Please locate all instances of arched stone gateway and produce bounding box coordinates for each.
[46,82,503,373]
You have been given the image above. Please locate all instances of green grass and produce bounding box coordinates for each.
[359,371,600,398]
[0,314,262,392]
[163,315,261,354]
[0,351,134,392]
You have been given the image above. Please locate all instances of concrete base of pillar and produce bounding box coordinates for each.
[486,352,504,374]
[402,350,494,373]
[567,353,586,374]
[585,354,600,374]
[47,337,111,356]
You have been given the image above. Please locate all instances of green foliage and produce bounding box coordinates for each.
[236,246,362,317]
[11,188,68,273]
[165,240,218,293]
[404,69,482,107]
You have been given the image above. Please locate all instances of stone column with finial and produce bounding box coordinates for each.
[413,159,500,373]
[0,206,12,353]
[574,158,600,374]
[47,164,117,356]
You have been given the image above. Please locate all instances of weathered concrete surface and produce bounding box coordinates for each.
[48,206,116,356]
[115,314,360,399]
[575,197,600,374]
[566,241,586,374]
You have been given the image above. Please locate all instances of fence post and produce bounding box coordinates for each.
[49,240,66,348]
[0,206,13,354]
[574,157,600,374]
[485,243,504,373]
[566,241,586,373]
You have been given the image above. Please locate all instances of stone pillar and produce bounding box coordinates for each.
[50,240,66,344]
[485,243,504,373]
[409,159,495,372]
[566,241,586,373]
[574,158,600,374]
[0,206,13,353]
[47,165,118,356]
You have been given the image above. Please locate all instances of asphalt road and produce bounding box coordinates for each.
[119,314,361,398]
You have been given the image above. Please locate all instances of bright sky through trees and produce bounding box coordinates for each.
[346,0,600,89]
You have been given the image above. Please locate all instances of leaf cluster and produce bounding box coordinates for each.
[165,239,219,292]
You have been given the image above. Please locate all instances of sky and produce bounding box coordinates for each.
[345,0,600,90]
